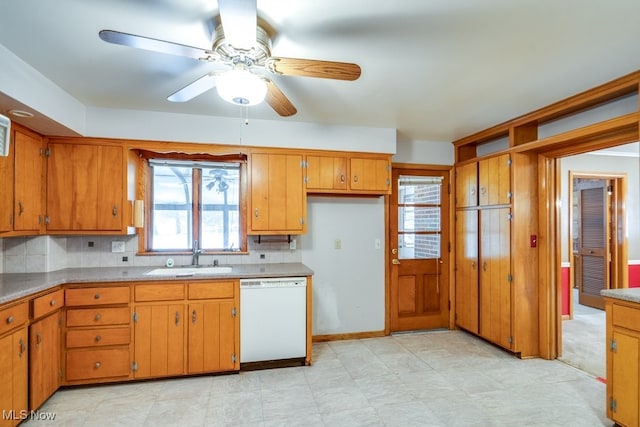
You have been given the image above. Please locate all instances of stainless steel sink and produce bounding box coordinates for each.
[145,266,232,276]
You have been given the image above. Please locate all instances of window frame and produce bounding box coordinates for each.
[138,151,248,255]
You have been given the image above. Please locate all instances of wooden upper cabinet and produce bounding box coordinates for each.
[478,154,511,206]
[0,126,45,234]
[47,142,126,233]
[455,162,478,208]
[249,152,306,235]
[350,157,391,193]
[14,130,45,232]
[305,155,348,191]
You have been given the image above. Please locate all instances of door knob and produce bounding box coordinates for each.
[391,248,398,255]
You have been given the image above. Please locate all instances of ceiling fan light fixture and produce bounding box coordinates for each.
[216,69,267,106]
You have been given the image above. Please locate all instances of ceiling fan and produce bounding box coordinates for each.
[98,0,361,117]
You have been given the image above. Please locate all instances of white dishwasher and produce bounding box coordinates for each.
[240,277,307,363]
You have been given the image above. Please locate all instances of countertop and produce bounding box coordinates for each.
[0,263,314,305]
[601,287,640,304]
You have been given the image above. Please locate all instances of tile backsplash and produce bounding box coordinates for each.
[1,235,301,274]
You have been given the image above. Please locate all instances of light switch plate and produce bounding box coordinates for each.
[111,241,125,253]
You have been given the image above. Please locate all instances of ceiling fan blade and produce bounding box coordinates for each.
[99,30,216,61]
[168,73,218,102]
[267,57,361,81]
[264,79,297,117]
[218,0,257,50]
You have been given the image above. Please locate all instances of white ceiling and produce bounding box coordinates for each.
[1,0,640,142]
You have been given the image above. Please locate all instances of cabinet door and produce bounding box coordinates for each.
[478,154,510,206]
[250,153,304,233]
[350,157,390,192]
[14,130,45,231]
[479,208,512,349]
[455,209,479,333]
[305,155,347,191]
[47,143,124,231]
[187,301,236,373]
[0,132,15,232]
[133,304,185,378]
[610,329,639,427]
[29,311,60,409]
[455,162,477,208]
[0,328,28,426]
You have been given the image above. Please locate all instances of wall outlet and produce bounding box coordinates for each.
[111,241,125,253]
[334,239,342,250]
[290,238,297,250]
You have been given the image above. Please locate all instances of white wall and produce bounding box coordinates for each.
[300,196,385,335]
[393,138,454,165]
[560,149,640,263]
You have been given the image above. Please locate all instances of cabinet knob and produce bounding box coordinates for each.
[94,313,102,321]
[50,299,56,306]
[94,362,101,369]
[340,174,345,183]
[94,293,101,299]
[6,315,13,324]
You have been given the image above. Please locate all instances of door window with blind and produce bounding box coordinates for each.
[148,158,244,252]
[398,175,443,259]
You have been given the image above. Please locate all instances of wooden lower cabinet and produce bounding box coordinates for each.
[605,297,640,427]
[187,301,236,373]
[0,325,28,427]
[64,286,132,384]
[29,311,61,410]
[454,209,479,333]
[133,304,185,378]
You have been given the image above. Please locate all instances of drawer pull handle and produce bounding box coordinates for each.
[192,309,197,324]
[94,313,102,321]
[6,315,14,324]
[175,311,180,326]
[353,175,358,183]
[94,362,101,369]
[50,299,56,306]
[94,293,101,299]
[36,333,42,347]
[95,335,102,342]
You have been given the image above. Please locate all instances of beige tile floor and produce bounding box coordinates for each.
[23,330,610,426]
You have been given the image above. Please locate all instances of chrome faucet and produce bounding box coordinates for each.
[192,240,204,266]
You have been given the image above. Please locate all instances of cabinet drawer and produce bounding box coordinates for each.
[0,301,29,336]
[135,284,185,302]
[66,307,131,327]
[66,348,130,381]
[65,286,129,306]
[612,303,640,331]
[32,289,64,319]
[188,281,235,300]
[66,327,131,348]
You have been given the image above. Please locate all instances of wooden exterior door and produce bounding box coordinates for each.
[575,178,610,310]
[390,168,450,332]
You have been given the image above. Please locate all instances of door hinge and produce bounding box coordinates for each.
[304,176,309,184]
[507,213,513,221]
[300,160,307,168]
[44,215,50,225]
[132,312,138,323]
[132,361,138,372]
[609,339,617,352]
[231,354,237,363]
[300,217,304,225]
[44,147,51,157]
[507,274,513,282]
[508,336,513,344]
[448,300,451,311]
[506,157,512,167]
[609,397,617,412]
[448,242,451,253]
[231,307,237,317]
[507,191,513,200]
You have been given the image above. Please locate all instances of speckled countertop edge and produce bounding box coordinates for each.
[601,288,640,304]
[0,263,314,305]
